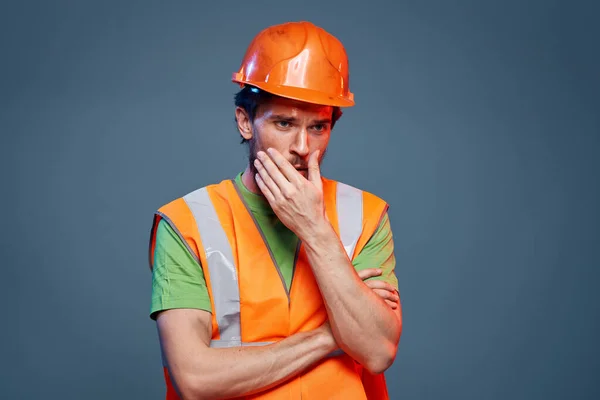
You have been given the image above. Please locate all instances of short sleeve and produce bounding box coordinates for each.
[352,212,398,291]
[150,219,212,320]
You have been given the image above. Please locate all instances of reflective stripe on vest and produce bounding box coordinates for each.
[183,187,242,345]
[183,182,363,349]
[336,182,363,259]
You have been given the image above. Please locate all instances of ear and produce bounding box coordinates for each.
[235,107,253,141]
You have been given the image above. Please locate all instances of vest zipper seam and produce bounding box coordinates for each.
[289,240,301,307]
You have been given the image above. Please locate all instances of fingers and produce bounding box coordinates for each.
[357,268,382,280]
[255,174,276,203]
[358,269,399,310]
[264,148,302,185]
[363,280,397,294]
[254,159,283,199]
[308,150,322,188]
[372,288,400,304]
[255,151,293,191]
[385,299,398,309]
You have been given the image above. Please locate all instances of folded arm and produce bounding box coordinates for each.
[302,216,402,374]
[156,308,336,400]
[150,218,400,399]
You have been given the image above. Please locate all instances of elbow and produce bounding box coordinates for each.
[174,374,201,400]
[366,319,401,374]
[364,353,395,375]
[364,343,398,375]
[174,371,216,400]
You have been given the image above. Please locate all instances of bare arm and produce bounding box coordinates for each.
[302,222,402,374]
[156,308,337,400]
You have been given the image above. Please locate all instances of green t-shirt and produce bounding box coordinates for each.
[150,173,398,320]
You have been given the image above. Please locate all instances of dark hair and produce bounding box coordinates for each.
[234,85,343,144]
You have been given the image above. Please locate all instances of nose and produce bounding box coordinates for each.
[290,128,310,158]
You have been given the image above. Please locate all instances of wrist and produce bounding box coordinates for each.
[299,216,334,247]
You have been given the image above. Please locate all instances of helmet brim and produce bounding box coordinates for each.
[233,78,355,108]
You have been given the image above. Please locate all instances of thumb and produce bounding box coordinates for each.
[308,150,322,187]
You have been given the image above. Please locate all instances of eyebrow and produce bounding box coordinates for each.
[269,114,332,124]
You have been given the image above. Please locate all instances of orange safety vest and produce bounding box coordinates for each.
[148,177,393,399]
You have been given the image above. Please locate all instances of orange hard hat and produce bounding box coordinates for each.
[232,21,355,107]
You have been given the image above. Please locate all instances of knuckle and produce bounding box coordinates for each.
[286,189,297,199]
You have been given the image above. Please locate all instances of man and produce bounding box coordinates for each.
[148,21,402,399]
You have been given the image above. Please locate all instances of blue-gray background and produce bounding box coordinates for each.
[2,0,598,399]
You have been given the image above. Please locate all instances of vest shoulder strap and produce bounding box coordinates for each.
[322,177,389,260]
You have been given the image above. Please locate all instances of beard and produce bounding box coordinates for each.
[247,129,328,179]
[248,133,261,178]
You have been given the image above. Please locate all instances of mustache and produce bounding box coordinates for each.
[291,161,309,169]
[291,153,326,170]
[290,152,326,169]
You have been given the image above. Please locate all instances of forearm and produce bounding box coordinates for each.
[302,221,401,373]
[182,330,335,399]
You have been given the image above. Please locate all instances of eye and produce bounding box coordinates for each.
[275,121,291,128]
[312,124,328,132]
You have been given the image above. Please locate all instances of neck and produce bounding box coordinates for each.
[241,166,264,195]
